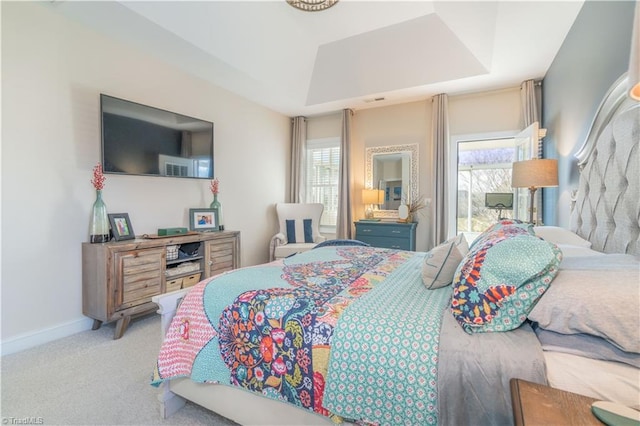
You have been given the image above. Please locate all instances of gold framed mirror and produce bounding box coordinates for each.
[365,144,418,219]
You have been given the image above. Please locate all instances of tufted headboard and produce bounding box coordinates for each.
[571,74,640,255]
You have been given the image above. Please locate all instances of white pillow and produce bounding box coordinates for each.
[556,245,602,258]
[533,226,592,248]
[421,234,469,289]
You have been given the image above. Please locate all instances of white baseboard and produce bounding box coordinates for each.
[1,317,94,356]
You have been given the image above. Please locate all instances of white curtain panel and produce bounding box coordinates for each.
[336,109,354,239]
[431,93,450,248]
[628,1,639,100]
[520,79,545,223]
[289,116,307,203]
[520,79,542,157]
[520,80,540,129]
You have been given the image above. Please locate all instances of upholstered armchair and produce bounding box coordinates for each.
[270,203,326,261]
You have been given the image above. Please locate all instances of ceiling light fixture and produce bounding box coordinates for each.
[287,0,338,12]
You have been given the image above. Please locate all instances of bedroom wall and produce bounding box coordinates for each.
[542,0,635,227]
[351,88,523,252]
[1,2,290,354]
[352,101,432,250]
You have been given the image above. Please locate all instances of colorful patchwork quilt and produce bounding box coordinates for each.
[152,246,451,425]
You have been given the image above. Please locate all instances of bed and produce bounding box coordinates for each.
[151,74,639,425]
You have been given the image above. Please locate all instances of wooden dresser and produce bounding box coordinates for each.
[82,231,240,339]
[354,221,417,251]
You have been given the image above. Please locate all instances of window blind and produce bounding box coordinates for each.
[306,138,340,228]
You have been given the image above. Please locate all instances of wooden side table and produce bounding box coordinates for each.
[510,379,603,426]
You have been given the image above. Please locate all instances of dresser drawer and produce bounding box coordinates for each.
[116,249,163,310]
[355,223,411,238]
[358,235,412,251]
[354,221,417,251]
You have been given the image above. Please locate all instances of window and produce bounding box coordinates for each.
[449,125,540,241]
[456,139,516,236]
[305,137,340,231]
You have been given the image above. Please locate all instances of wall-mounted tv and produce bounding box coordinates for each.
[101,94,214,179]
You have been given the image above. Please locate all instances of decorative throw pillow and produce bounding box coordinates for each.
[485,219,532,232]
[469,219,534,250]
[422,234,469,289]
[286,219,314,244]
[451,225,562,333]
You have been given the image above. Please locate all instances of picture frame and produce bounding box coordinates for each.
[189,208,219,232]
[108,213,135,241]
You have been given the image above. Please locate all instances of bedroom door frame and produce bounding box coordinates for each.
[448,130,519,241]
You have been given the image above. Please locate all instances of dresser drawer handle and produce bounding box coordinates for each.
[391,230,401,233]
[362,229,372,233]
[391,245,401,249]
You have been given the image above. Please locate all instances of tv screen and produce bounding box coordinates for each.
[101,94,214,179]
[485,193,514,209]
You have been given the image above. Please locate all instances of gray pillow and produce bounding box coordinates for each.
[528,267,640,353]
[422,234,469,289]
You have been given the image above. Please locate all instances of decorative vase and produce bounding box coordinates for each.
[210,194,224,230]
[398,204,409,223]
[89,190,110,243]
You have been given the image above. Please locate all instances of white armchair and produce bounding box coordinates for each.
[270,203,326,261]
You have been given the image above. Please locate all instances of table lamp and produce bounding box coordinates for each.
[362,189,384,219]
[511,159,558,224]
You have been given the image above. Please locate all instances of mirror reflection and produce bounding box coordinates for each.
[373,153,411,210]
[365,144,418,218]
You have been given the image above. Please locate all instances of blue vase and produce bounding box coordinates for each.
[89,190,110,243]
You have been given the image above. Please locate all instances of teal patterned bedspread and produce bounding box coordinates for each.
[323,254,450,424]
[152,246,450,425]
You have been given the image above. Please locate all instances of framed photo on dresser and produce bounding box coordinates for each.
[189,208,219,232]
[107,213,135,241]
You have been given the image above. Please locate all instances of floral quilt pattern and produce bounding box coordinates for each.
[152,246,417,422]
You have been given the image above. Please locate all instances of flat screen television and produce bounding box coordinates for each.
[485,193,514,209]
[101,94,214,179]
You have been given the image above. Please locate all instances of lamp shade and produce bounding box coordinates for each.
[362,189,384,205]
[512,159,558,188]
[629,1,640,100]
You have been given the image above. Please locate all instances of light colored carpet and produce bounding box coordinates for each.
[1,314,238,425]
